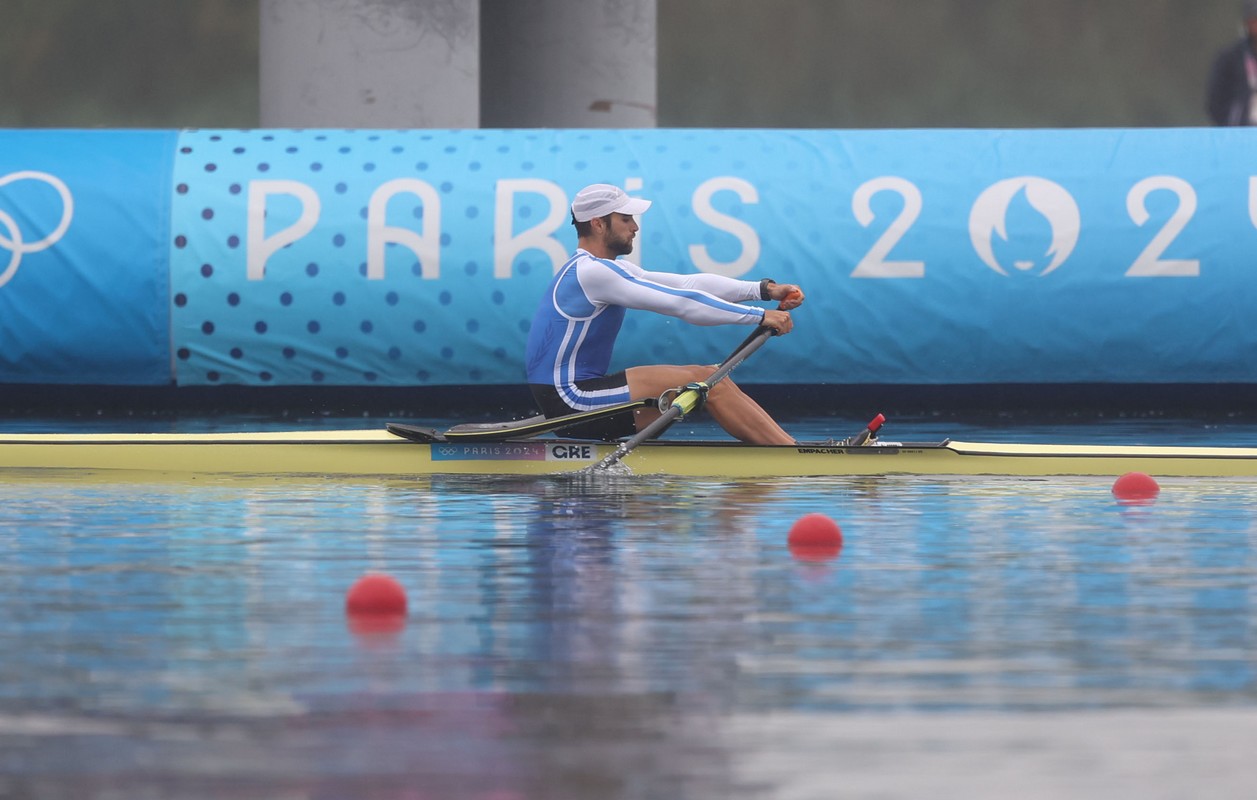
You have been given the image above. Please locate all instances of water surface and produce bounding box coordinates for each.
[0,418,1255,798]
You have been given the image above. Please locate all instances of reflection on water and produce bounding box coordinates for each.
[0,468,1255,797]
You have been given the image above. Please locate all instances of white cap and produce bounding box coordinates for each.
[571,184,652,222]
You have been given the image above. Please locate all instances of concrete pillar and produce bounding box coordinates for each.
[480,0,657,128]
[260,0,480,128]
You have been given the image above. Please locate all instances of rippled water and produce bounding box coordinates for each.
[1,417,1256,798]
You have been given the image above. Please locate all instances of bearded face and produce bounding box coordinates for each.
[598,213,638,257]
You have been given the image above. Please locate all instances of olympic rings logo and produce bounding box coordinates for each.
[0,171,74,289]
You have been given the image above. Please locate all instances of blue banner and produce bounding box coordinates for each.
[167,127,1257,388]
[0,130,174,384]
[6,127,1257,389]
[821,127,1257,384]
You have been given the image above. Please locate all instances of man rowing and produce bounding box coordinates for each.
[525,183,804,444]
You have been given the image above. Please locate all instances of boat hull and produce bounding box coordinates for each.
[2,430,1257,478]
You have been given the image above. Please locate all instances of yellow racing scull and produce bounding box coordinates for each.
[1,427,1256,478]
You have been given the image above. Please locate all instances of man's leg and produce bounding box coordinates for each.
[626,364,795,445]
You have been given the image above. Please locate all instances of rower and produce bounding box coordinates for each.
[524,183,805,444]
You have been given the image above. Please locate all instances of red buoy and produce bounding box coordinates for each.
[346,572,408,622]
[1112,472,1160,503]
[787,513,844,562]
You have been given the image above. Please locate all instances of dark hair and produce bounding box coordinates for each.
[572,212,612,237]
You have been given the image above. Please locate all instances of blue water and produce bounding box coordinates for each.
[1,416,1256,798]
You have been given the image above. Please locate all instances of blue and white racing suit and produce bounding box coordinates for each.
[525,248,765,414]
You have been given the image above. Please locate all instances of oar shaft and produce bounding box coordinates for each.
[592,325,774,471]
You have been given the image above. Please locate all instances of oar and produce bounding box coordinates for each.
[589,324,776,472]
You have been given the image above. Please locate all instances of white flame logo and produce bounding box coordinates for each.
[968,177,1080,276]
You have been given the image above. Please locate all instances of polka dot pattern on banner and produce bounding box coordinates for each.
[167,128,806,387]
